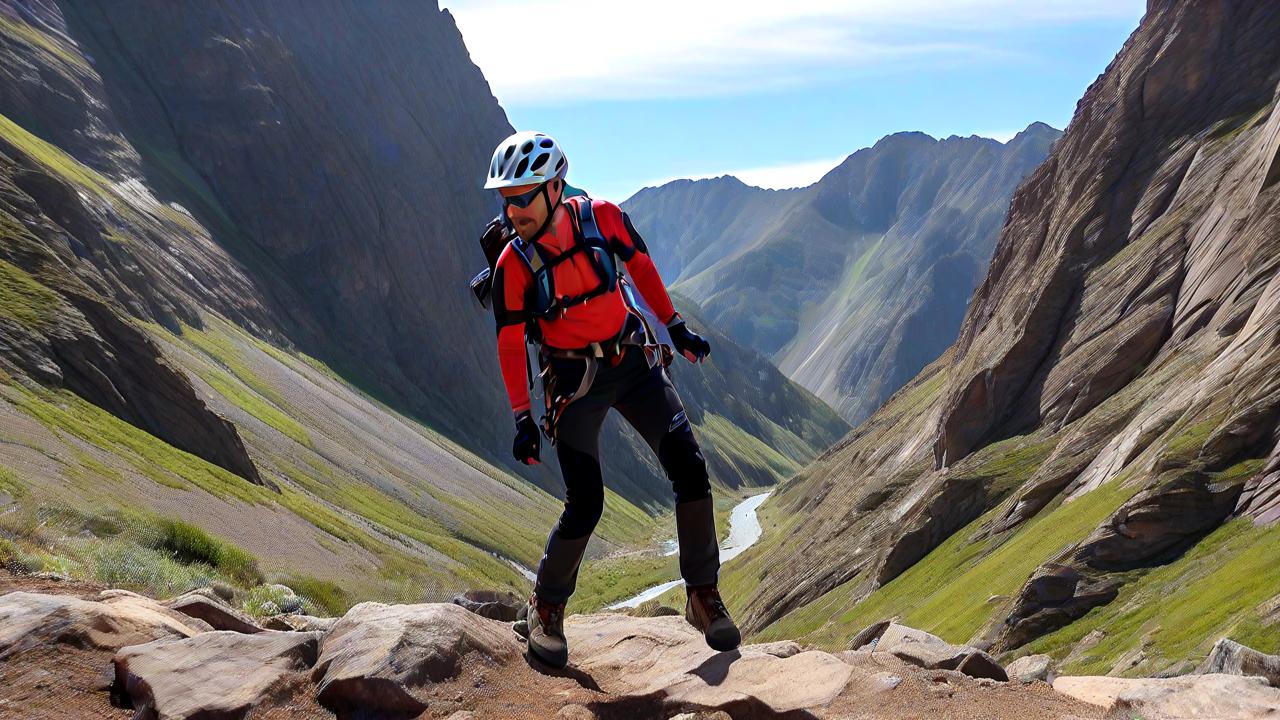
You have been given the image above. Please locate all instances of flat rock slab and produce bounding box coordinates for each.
[312,601,521,717]
[0,590,210,658]
[874,622,1008,681]
[164,591,263,634]
[739,640,802,658]
[1055,673,1280,719]
[114,630,322,720]
[564,613,854,715]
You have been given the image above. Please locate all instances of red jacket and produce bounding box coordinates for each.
[491,197,676,414]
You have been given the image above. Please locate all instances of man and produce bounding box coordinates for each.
[484,130,740,668]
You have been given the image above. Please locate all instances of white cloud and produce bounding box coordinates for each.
[634,155,848,196]
[441,0,1142,104]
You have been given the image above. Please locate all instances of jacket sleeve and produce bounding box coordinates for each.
[596,200,677,324]
[492,248,532,415]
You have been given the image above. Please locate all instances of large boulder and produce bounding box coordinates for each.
[113,630,322,720]
[865,623,1008,681]
[311,601,521,717]
[1054,674,1280,719]
[1197,638,1280,688]
[564,613,857,715]
[163,590,263,634]
[0,590,210,658]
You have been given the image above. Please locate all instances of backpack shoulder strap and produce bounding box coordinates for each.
[575,197,603,245]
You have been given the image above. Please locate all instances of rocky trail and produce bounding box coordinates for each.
[2,572,1277,720]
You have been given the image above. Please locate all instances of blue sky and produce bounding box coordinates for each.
[442,1,1146,201]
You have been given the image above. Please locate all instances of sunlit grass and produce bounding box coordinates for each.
[1026,519,1280,675]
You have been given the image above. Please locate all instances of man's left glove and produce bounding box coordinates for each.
[667,314,711,364]
[513,411,541,465]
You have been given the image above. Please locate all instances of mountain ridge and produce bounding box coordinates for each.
[717,0,1280,678]
[623,121,1061,424]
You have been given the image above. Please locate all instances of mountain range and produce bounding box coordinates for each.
[711,0,1280,677]
[623,123,1060,424]
[0,0,843,608]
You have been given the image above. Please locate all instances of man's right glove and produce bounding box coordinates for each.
[667,313,711,364]
[513,410,541,465]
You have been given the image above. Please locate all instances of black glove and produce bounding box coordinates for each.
[667,314,711,364]
[513,411,541,465]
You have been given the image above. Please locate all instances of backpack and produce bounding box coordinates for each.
[468,194,671,438]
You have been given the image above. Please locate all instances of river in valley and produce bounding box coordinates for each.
[606,490,772,610]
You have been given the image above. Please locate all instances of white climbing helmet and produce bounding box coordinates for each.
[484,130,568,189]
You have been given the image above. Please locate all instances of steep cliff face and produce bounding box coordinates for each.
[0,0,575,604]
[0,0,847,609]
[0,0,273,486]
[29,0,838,508]
[624,125,1059,424]
[724,0,1280,675]
[58,0,517,459]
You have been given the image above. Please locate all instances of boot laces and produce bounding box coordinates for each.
[694,586,729,620]
[535,595,566,634]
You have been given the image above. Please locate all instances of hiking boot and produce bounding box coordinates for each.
[519,592,568,668]
[685,584,740,651]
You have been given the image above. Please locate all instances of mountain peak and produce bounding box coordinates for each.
[1009,120,1062,144]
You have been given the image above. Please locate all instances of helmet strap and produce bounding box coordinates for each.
[526,181,562,243]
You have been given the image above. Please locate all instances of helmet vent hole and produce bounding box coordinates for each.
[521,141,534,154]
[504,145,515,160]
[555,158,565,170]
[539,138,554,148]
[530,153,549,171]
[515,157,530,177]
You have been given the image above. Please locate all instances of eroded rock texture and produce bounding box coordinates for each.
[736,0,1280,665]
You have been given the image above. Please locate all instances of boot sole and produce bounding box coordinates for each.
[687,610,741,652]
[706,633,741,652]
[527,642,569,669]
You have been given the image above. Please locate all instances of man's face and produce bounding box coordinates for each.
[500,179,560,240]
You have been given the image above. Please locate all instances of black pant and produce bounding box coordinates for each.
[534,345,720,605]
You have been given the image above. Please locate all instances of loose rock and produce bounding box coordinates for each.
[311,601,521,717]
[848,619,893,651]
[0,590,210,658]
[451,589,523,622]
[1197,638,1280,688]
[873,623,1008,681]
[113,630,322,720]
[263,613,338,633]
[164,590,263,634]
[1055,673,1280,719]
[1006,654,1055,683]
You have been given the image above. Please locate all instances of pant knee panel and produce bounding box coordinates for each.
[556,442,605,539]
[658,426,711,504]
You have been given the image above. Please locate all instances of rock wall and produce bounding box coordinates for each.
[732,0,1280,669]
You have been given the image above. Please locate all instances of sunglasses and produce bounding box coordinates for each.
[502,183,545,210]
